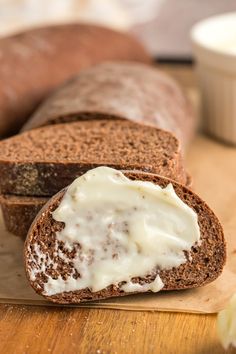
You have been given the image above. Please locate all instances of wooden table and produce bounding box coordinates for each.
[0,65,234,354]
[0,304,229,354]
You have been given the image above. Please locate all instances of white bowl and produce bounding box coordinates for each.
[191,13,236,144]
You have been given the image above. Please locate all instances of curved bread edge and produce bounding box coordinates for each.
[22,62,195,148]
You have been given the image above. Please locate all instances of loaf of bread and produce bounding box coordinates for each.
[0,25,150,137]
[22,62,195,147]
[0,120,188,196]
[24,168,226,304]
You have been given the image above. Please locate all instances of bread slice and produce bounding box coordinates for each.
[0,120,188,196]
[0,25,150,137]
[22,62,195,148]
[24,170,226,304]
[0,195,47,238]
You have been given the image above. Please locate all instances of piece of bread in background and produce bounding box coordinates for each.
[22,61,195,149]
[0,24,151,138]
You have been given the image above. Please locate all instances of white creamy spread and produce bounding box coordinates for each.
[29,166,201,296]
[213,39,236,55]
[217,293,236,350]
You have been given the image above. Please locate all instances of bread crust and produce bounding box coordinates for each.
[22,62,195,148]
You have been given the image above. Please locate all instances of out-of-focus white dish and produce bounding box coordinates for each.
[191,12,236,145]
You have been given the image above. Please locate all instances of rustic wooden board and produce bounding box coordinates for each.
[0,303,234,354]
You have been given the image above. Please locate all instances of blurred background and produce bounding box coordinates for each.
[0,0,236,61]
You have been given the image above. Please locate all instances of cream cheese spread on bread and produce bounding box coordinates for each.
[30,167,201,296]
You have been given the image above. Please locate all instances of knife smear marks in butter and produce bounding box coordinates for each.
[29,167,201,296]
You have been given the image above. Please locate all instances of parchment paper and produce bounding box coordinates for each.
[0,135,235,313]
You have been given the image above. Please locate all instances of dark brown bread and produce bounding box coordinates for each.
[0,195,47,238]
[22,62,195,147]
[24,171,226,304]
[0,25,151,137]
[0,120,188,196]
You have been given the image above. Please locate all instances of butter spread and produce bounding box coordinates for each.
[217,293,236,350]
[29,166,201,296]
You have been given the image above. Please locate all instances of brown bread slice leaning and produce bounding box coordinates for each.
[0,120,188,196]
[22,62,195,148]
[24,171,226,304]
[0,195,47,238]
[0,24,150,137]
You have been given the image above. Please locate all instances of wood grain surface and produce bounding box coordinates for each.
[0,304,233,354]
[0,65,234,354]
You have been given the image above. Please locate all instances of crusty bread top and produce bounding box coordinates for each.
[0,120,187,196]
[22,61,195,147]
[0,25,150,137]
[24,171,226,304]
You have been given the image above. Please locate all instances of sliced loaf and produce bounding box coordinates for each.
[0,25,150,137]
[22,62,195,147]
[24,169,226,304]
[0,120,188,196]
